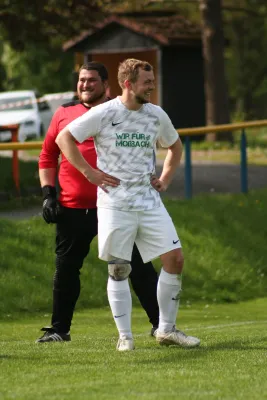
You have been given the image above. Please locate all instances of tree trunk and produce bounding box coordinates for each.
[199,0,232,141]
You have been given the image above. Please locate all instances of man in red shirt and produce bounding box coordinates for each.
[36,62,159,342]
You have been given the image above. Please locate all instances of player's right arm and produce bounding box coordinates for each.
[56,107,120,191]
[39,168,57,188]
[38,108,62,223]
[39,108,62,187]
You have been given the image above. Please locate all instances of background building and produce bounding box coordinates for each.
[63,11,205,129]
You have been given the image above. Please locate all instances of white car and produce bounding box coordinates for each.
[0,90,53,142]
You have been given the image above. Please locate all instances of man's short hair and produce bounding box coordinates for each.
[79,62,108,82]
[117,58,153,89]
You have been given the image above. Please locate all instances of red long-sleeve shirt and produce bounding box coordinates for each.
[39,101,97,209]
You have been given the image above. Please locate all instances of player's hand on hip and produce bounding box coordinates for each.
[87,169,120,193]
[150,175,167,192]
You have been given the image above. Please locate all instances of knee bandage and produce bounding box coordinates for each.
[108,259,132,281]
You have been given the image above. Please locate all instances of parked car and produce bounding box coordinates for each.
[0,90,53,142]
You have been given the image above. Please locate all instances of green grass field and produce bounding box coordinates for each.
[1,299,267,400]
[0,188,267,399]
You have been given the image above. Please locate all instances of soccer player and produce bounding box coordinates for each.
[36,62,159,343]
[55,58,200,351]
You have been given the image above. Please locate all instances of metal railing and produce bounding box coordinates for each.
[1,120,267,198]
[178,120,267,198]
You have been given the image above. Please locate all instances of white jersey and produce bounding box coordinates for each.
[68,97,179,211]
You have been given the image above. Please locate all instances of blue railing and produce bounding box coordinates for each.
[178,120,267,198]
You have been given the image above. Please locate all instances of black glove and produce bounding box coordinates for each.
[42,185,62,224]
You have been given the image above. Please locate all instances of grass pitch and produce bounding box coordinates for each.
[1,299,267,400]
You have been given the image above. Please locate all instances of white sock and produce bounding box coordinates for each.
[157,268,182,333]
[107,277,132,339]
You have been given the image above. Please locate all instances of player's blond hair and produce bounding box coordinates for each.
[117,58,153,89]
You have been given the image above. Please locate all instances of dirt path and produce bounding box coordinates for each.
[156,162,267,199]
[0,207,42,220]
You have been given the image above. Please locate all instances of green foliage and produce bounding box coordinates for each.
[1,300,267,400]
[0,189,267,317]
[0,40,7,91]
[0,0,106,51]
[190,127,267,150]
[1,41,74,94]
[0,0,112,93]
[2,0,267,120]
[224,1,267,120]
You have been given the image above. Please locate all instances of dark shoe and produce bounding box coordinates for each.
[150,326,158,337]
[35,327,71,343]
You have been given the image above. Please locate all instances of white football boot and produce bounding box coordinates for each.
[156,327,200,348]
[116,337,135,351]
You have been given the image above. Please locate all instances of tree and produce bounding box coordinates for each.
[0,41,7,91]
[0,1,106,50]
[1,41,73,94]
[0,1,111,93]
[224,0,267,120]
[4,0,266,126]
[0,0,156,50]
[199,0,232,141]
[0,0,152,93]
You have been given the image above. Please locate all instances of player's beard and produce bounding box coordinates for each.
[80,87,106,105]
[135,94,150,104]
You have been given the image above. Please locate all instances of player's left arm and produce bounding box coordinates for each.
[151,107,183,192]
[151,138,183,192]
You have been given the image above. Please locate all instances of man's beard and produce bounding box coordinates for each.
[135,94,149,104]
[79,89,106,104]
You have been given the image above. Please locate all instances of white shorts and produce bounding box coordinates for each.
[97,202,181,263]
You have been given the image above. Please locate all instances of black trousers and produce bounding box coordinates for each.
[52,207,159,333]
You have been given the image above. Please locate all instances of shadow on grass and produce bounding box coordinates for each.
[135,336,267,365]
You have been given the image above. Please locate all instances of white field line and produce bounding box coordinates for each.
[185,320,267,331]
[134,320,267,337]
